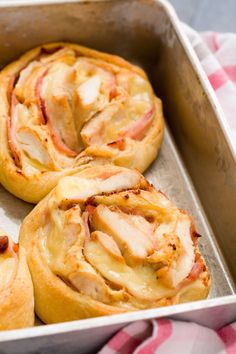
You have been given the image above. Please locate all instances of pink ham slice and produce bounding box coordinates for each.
[120,107,154,141]
[8,94,22,167]
[178,255,205,289]
[35,69,49,125]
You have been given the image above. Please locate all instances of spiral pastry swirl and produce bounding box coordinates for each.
[0,229,34,330]
[20,166,210,324]
[0,43,164,203]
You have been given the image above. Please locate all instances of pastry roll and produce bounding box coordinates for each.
[0,229,34,330]
[0,42,164,203]
[20,166,210,324]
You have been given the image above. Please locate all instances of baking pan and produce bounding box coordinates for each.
[0,0,236,353]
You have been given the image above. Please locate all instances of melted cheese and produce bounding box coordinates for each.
[41,167,198,307]
[84,234,176,301]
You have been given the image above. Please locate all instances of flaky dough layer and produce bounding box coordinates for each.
[0,230,34,330]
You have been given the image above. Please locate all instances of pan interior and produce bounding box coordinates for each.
[0,0,235,305]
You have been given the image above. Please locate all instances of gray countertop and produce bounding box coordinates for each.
[169,0,236,32]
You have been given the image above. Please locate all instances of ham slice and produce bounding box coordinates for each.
[35,69,49,124]
[8,94,22,167]
[120,108,154,141]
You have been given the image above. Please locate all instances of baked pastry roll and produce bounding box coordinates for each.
[20,166,210,324]
[0,42,164,203]
[0,229,34,330]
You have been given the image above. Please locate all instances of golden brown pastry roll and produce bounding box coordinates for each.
[0,42,164,203]
[0,229,34,330]
[20,166,210,324]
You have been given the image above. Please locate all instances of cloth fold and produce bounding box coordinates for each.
[184,25,236,148]
[99,26,236,354]
[99,319,236,354]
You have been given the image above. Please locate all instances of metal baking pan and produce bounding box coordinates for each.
[0,0,236,353]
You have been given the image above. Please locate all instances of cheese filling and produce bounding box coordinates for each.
[40,168,203,309]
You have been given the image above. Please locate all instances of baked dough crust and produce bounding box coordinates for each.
[0,230,34,330]
[0,42,164,203]
[20,166,210,324]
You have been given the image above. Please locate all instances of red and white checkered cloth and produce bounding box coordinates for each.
[99,28,236,354]
[185,25,236,150]
[99,319,236,354]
